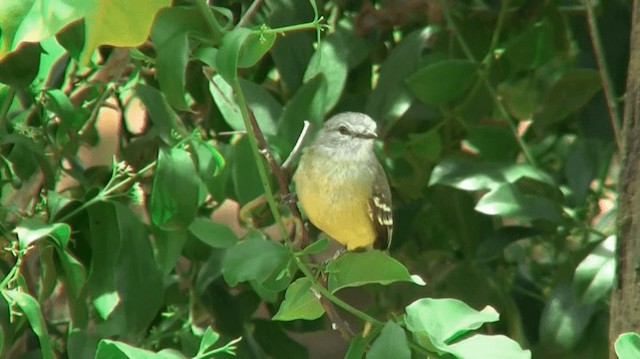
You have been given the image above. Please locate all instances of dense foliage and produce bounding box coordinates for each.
[0,0,632,358]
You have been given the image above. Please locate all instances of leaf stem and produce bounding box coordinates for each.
[584,0,623,153]
[439,0,537,166]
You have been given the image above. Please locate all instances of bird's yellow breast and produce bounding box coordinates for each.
[294,151,376,250]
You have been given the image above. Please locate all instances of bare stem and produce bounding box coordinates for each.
[584,0,623,153]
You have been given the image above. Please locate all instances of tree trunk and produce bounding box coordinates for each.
[610,1,640,357]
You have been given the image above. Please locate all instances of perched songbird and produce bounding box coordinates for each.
[293,112,393,251]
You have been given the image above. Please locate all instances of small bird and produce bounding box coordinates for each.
[293,112,393,251]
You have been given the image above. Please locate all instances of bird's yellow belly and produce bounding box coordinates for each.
[295,163,375,250]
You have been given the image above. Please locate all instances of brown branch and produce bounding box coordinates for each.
[245,110,355,339]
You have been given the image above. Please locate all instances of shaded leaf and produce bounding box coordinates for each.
[188,218,238,249]
[222,233,291,286]
[366,321,411,359]
[406,59,479,106]
[475,183,564,222]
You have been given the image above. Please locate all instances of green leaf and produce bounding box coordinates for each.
[277,74,326,152]
[406,59,479,106]
[81,0,171,64]
[299,238,330,256]
[188,218,238,248]
[197,327,220,354]
[56,249,88,327]
[475,183,564,222]
[404,298,499,352]
[503,20,554,70]
[302,28,349,114]
[135,84,187,142]
[216,27,275,84]
[327,251,425,293]
[273,278,324,321]
[222,233,291,286]
[3,290,55,359]
[150,148,201,230]
[540,280,595,350]
[573,235,615,305]
[153,227,188,275]
[534,68,601,127]
[408,130,441,161]
[615,333,640,359]
[366,27,432,121]
[0,0,84,57]
[13,218,71,250]
[232,136,269,205]
[446,334,531,359]
[429,156,556,191]
[95,339,171,359]
[208,74,279,136]
[151,6,208,110]
[87,202,122,320]
[366,321,411,359]
[345,333,372,359]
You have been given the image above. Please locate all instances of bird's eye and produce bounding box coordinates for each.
[338,125,350,135]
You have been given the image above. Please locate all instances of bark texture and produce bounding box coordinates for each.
[610,1,640,357]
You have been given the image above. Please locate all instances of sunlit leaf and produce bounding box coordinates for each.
[222,233,291,286]
[327,251,425,293]
[573,235,616,305]
[615,332,640,359]
[273,278,324,321]
[366,321,411,359]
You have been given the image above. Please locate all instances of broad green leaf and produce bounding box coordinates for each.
[87,202,122,320]
[615,333,640,359]
[408,130,441,161]
[153,227,188,275]
[299,238,330,256]
[302,28,349,114]
[565,139,608,205]
[277,74,326,152]
[150,148,200,230]
[95,339,181,359]
[151,6,208,110]
[366,321,411,359]
[446,334,531,359]
[534,68,601,127]
[135,84,187,143]
[56,249,88,327]
[81,0,171,64]
[231,136,269,205]
[465,125,519,162]
[13,218,71,250]
[216,26,274,84]
[0,0,86,57]
[540,280,595,350]
[327,251,425,293]
[208,74,279,136]
[3,290,55,359]
[475,183,564,222]
[573,235,615,305]
[503,20,554,70]
[498,77,540,120]
[188,218,238,248]
[1,134,56,189]
[266,0,314,92]
[253,319,308,359]
[366,27,433,121]
[406,59,479,106]
[32,36,68,91]
[430,156,556,190]
[345,334,371,359]
[404,298,499,352]
[222,233,291,286]
[273,278,324,321]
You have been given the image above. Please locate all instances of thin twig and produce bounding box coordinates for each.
[237,0,265,28]
[282,121,312,171]
[584,0,623,153]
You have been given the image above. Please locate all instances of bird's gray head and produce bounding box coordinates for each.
[312,113,378,158]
